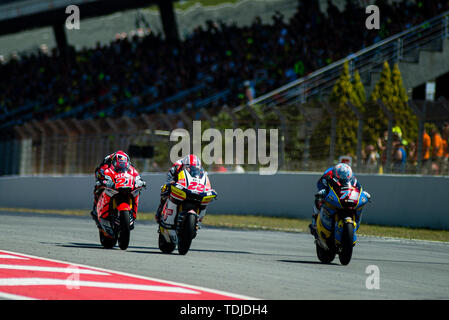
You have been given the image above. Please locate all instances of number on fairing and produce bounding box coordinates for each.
[349,190,359,200]
[187,181,205,192]
[340,190,350,199]
[116,177,134,188]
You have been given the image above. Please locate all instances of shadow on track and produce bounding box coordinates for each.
[43,242,104,249]
[128,248,253,255]
[50,242,254,255]
[52,242,162,252]
[277,259,339,265]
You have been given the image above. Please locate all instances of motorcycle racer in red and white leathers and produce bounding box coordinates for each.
[155,154,203,223]
[90,150,146,228]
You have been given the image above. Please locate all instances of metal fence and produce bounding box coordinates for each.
[1,99,448,177]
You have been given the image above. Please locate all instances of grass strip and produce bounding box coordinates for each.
[1,208,448,243]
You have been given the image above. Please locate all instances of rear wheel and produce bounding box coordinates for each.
[118,211,131,250]
[339,222,354,265]
[316,242,336,264]
[158,233,176,254]
[177,213,197,255]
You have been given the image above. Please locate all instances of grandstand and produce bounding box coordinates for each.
[1,0,449,177]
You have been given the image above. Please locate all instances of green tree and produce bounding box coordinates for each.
[353,70,366,107]
[371,61,394,106]
[311,61,363,161]
[370,62,417,145]
[390,63,417,145]
[329,61,361,107]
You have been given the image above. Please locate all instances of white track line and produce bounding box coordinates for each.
[0,254,28,260]
[0,278,200,294]
[0,249,258,300]
[0,264,109,275]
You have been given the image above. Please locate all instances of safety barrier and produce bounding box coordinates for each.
[1,172,448,229]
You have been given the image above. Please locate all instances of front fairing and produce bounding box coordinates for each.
[98,169,142,219]
[318,184,367,247]
[171,169,217,205]
[324,187,342,210]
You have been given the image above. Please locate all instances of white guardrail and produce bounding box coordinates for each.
[0,172,448,229]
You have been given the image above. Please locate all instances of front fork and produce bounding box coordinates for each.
[335,215,358,248]
[98,194,135,237]
[315,209,359,250]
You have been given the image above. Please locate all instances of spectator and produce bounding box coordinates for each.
[392,126,408,147]
[363,144,379,173]
[431,125,444,175]
[392,135,407,174]
[442,122,449,174]
[377,130,388,173]
[407,141,417,173]
[244,80,255,104]
[421,126,432,174]
[1,0,448,127]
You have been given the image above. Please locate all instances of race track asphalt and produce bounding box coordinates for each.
[0,211,448,300]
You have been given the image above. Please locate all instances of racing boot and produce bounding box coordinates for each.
[155,198,165,224]
[309,203,319,238]
[155,185,171,223]
[90,207,101,229]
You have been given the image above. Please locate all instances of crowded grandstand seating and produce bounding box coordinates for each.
[1,0,448,129]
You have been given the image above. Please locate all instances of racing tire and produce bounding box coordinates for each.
[99,230,116,249]
[177,213,197,255]
[316,243,336,264]
[118,211,131,250]
[158,233,176,254]
[339,222,354,265]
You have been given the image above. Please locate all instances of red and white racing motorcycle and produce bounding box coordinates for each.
[96,167,145,250]
[158,166,217,255]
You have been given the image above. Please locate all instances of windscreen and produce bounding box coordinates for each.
[188,166,204,179]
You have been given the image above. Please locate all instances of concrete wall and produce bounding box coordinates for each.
[1,172,448,229]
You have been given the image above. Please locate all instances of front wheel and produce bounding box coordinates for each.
[118,211,131,250]
[339,222,354,265]
[177,213,197,255]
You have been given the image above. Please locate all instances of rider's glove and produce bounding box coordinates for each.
[160,183,171,197]
[315,189,327,199]
[135,176,146,188]
[363,191,371,201]
[103,176,114,188]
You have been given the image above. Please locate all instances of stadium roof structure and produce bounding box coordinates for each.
[0,0,179,47]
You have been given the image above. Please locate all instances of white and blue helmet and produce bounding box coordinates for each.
[333,163,353,184]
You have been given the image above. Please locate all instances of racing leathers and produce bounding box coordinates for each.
[155,159,185,223]
[155,155,206,225]
[90,151,145,228]
[309,165,370,235]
